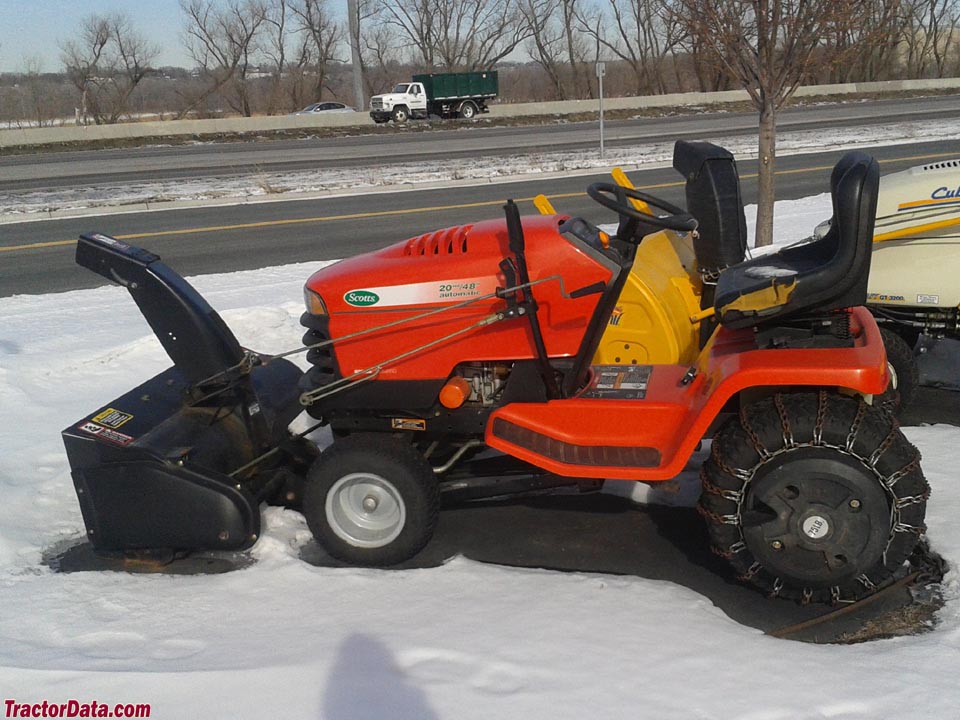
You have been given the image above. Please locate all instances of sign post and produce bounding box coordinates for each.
[596,61,606,159]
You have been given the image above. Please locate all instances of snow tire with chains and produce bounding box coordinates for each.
[699,391,929,604]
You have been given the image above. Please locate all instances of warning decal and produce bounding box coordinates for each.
[77,421,135,445]
[92,408,134,429]
[584,365,652,400]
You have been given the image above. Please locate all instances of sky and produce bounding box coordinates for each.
[0,0,205,72]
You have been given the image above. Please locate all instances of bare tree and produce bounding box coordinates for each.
[357,0,403,96]
[262,0,291,112]
[581,0,681,95]
[17,56,56,127]
[381,0,530,70]
[291,0,344,104]
[676,0,871,247]
[60,13,158,124]
[826,0,905,83]
[180,0,269,118]
[903,0,959,77]
[519,0,569,98]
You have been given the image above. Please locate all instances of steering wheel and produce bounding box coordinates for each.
[587,182,698,233]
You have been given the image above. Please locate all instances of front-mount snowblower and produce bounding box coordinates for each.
[63,142,930,604]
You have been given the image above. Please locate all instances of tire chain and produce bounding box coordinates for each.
[698,391,930,604]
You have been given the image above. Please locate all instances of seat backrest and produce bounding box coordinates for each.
[672,140,747,278]
[781,151,879,311]
[713,152,880,329]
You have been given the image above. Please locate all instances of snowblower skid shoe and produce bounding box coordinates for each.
[61,234,306,555]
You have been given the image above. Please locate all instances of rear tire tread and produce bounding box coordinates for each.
[699,392,928,603]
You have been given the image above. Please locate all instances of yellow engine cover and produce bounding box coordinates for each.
[593,230,705,366]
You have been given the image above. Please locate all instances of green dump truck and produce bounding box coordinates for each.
[369,71,499,123]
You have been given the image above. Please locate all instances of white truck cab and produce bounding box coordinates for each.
[369,83,428,123]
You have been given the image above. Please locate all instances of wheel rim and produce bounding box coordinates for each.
[887,360,900,391]
[325,472,407,548]
[462,104,475,118]
[740,451,891,587]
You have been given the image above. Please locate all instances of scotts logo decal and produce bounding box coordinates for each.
[344,290,380,307]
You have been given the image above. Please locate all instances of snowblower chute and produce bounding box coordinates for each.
[61,233,305,553]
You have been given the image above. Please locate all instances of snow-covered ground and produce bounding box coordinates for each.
[1,192,959,719]
[3,117,959,218]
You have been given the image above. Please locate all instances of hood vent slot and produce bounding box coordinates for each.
[404,224,473,257]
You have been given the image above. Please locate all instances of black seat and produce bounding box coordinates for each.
[713,152,879,329]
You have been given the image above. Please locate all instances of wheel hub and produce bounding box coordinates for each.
[801,513,831,541]
[741,450,891,587]
[325,472,407,549]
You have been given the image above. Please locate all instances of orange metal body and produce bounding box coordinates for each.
[485,307,888,481]
[304,215,612,381]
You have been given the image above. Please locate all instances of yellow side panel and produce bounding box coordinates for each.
[593,230,703,366]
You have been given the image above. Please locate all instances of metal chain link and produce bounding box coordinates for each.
[813,390,828,446]
[739,405,772,461]
[774,393,795,449]
[704,393,929,604]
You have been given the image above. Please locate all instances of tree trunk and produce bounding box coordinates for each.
[755,101,777,248]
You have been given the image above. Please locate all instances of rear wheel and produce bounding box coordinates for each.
[699,392,928,603]
[303,433,439,566]
[459,101,477,119]
[878,327,919,413]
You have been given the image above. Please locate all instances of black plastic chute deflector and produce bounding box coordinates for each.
[76,233,245,385]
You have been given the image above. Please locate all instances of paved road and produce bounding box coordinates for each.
[3,138,960,298]
[2,94,960,192]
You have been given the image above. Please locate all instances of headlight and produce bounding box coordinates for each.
[304,287,328,316]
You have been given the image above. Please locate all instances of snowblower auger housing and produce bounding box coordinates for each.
[62,234,305,554]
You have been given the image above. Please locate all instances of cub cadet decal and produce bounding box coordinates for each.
[344,290,381,307]
[344,278,499,308]
[898,187,960,212]
[867,293,906,303]
[932,185,960,200]
[92,407,134,429]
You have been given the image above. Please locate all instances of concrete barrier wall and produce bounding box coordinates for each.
[4,77,960,149]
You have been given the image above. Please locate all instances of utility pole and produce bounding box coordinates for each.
[347,0,365,112]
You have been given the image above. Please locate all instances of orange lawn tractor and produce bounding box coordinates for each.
[63,142,928,603]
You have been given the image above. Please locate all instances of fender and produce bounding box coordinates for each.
[486,306,886,481]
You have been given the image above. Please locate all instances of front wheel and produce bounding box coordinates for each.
[303,433,439,566]
[391,106,409,123]
[699,392,928,603]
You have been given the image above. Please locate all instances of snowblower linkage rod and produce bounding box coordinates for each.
[298,304,529,406]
